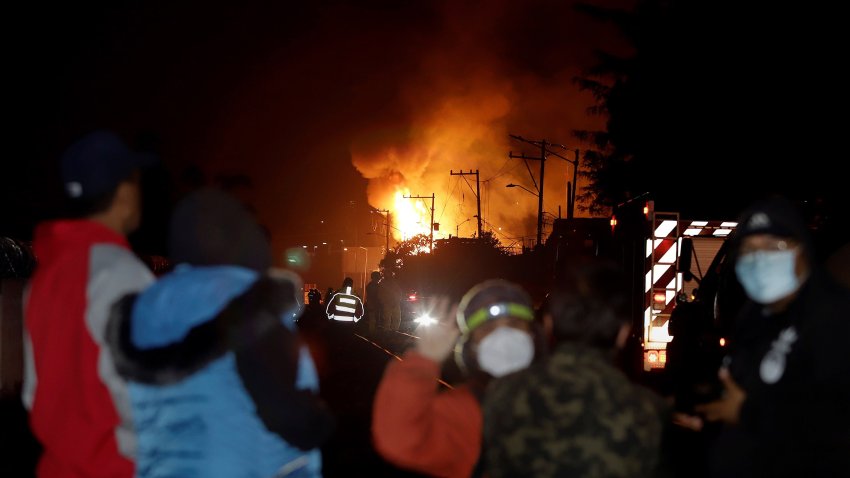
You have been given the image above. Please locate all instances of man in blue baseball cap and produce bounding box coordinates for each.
[23,130,157,477]
[695,196,850,478]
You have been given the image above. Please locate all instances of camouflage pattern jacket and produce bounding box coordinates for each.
[482,343,671,478]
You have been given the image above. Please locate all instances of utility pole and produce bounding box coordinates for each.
[403,193,435,253]
[509,136,547,248]
[564,148,579,220]
[450,169,482,238]
[374,208,390,253]
[508,135,580,246]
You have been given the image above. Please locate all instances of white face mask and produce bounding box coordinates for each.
[735,249,801,304]
[476,327,535,377]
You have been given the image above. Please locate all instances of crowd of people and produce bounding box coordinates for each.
[15,130,850,478]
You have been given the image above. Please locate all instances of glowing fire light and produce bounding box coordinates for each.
[391,188,436,253]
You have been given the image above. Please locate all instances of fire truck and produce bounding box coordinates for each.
[547,201,737,376]
[604,197,738,373]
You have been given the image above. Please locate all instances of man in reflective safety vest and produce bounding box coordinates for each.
[325,277,364,323]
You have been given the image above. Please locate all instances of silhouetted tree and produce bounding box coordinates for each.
[573,0,845,219]
[479,230,509,256]
[393,234,433,257]
[572,1,663,214]
[379,233,431,274]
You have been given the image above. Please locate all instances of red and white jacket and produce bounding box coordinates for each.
[23,220,154,478]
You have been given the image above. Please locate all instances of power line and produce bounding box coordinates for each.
[481,155,515,182]
[507,134,580,247]
[437,176,460,223]
[450,170,482,238]
[483,179,490,228]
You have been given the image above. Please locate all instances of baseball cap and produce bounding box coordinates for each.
[733,196,816,263]
[61,130,157,199]
[735,197,810,241]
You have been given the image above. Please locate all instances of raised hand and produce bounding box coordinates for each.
[415,296,460,364]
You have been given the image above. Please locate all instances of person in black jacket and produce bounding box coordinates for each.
[325,277,364,324]
[364,271,383,336]
[695,196,850,478]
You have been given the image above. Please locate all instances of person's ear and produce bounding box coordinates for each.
[114,179,142,233]
[794,246,810,280]
[615,323,631,349]
[542,313,554,341]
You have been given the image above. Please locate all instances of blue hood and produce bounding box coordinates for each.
[131,265,258,349]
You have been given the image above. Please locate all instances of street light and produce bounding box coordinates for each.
[357,246,368,295]
[508,135,580,247]
[342,246,369,295]
[506,182,541,247]
[456,217,472,237]
[506,183,539,197]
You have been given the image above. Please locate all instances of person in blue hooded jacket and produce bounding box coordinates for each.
[106,188,334,478]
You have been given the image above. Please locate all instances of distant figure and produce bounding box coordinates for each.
[106,189,333,478]
[22,130,157,477]
[297,288,326,332]
[365,271,383,335]
[694,197,850,478]
[325,277,364,324]
[377,271,402,333]
[308,288,322,306]
[372,280,540,477]
[482,258,671,478]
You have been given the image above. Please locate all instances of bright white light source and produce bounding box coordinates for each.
[489,305,501,316]
[415,314,437,326]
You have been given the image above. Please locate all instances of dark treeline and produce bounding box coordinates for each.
[575,0,847,221]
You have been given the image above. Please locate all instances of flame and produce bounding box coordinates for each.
[349,2,609,251]
[393,188,432,241]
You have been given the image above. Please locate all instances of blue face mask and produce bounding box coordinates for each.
[735,249,801,304]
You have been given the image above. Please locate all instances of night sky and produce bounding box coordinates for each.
[4,1,847,258]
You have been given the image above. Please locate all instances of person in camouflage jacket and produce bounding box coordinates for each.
[482,258,672,478]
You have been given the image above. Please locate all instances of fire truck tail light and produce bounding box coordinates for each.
[644,200,654,218]
[644,349,667,369]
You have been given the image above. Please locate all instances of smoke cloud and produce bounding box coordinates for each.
[349,0,623,246]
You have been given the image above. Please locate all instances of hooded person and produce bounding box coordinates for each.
[695,196,850,478]
[106,188,334,478]
[372,279,541,478]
